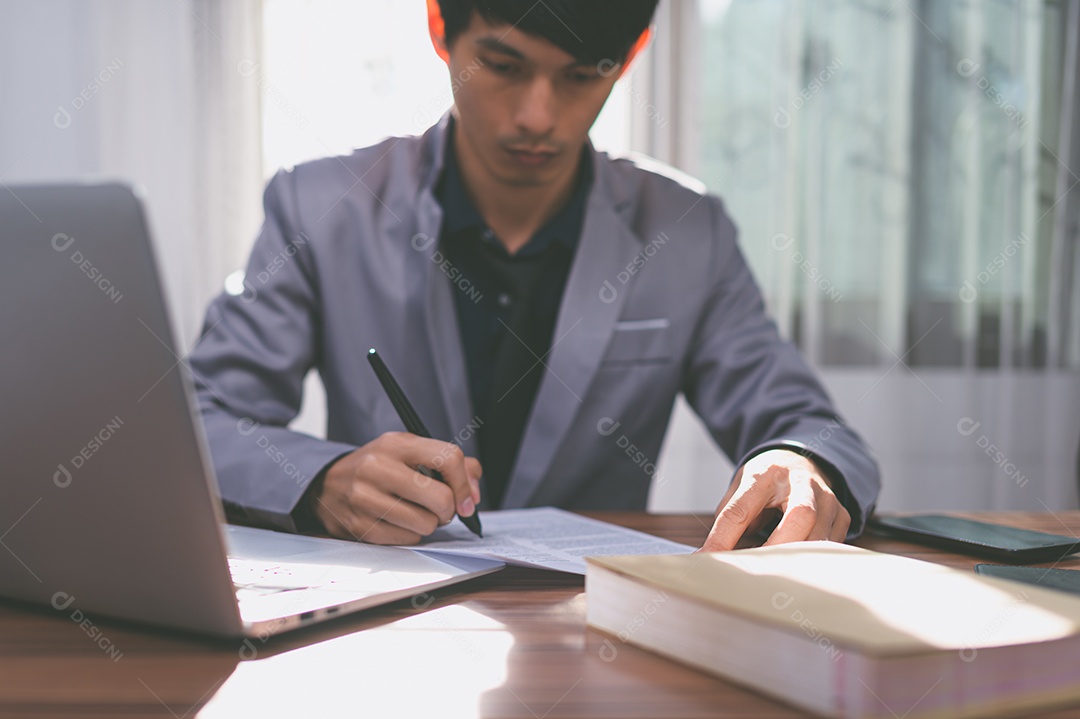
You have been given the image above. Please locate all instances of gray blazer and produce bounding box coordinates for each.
[188,114,880,535]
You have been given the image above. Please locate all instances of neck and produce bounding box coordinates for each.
[451,123,582,255]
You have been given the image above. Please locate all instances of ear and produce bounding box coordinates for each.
[426,0,450,64]
[617,26,653,78]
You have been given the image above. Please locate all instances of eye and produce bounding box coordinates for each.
[484,59,520,77]
[567,71,601,84]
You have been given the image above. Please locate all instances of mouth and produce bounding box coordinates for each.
[505,146,558,167]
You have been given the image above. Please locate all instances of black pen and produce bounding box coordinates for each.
[367,348,482,537]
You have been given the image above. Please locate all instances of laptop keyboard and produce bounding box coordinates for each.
[229,558,310,597]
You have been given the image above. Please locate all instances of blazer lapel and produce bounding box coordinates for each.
[503,166,644,507]
[416,116,480,457]
[421,235,478,457]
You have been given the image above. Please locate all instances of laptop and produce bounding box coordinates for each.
[0,183,503,638]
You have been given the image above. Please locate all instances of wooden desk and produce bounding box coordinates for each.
[3,512,1080,718]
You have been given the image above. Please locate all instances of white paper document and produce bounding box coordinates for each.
[410,507,695,575]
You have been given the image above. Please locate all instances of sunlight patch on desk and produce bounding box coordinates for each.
[199,606,513,718]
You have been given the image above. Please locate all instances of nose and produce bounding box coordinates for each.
[513,76,556,138]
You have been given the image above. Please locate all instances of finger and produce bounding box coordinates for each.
[315,493,424,545]
[464,457,482,504]
[395,468,457,525]
[829,503,852,542]
[795,482,838,542]
[701,480,773,552]
[805,479,851,543]
[393,435,476,518]
[356,449,457,524]
[721,470,781,537]
[348,482,443,540]
[698,469,746,551]
[763,478,818,546]
[810,479,854,542]
[806,503,834,541]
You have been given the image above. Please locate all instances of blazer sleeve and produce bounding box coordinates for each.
[680,196,880,536]
[187,170,357,532]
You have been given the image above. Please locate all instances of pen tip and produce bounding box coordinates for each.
[368,348,376,355]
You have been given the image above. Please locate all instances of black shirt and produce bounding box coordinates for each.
[435,130,592,507]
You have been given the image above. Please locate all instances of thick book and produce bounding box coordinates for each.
[585,541,1080,718]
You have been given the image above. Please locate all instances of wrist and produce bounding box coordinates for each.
[292,469,329,534]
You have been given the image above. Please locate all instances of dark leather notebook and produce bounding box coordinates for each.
[976,564,1080,596]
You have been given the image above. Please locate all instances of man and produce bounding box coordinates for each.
[189,0,880,551]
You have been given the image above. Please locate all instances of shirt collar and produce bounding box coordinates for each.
[436,119,592,258]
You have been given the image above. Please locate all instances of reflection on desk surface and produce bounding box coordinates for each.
[0,621,239,717]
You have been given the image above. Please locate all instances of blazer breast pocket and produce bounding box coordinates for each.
[601,318,673,366]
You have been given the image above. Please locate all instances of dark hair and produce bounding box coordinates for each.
[436,0,659,66]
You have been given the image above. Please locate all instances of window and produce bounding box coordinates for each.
[692,0,1079,369]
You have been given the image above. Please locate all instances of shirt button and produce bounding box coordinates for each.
[482,229,496,242]
[497,293,512,307]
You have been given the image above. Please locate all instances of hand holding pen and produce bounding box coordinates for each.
[308,351,483,543]
[367,349,482,537]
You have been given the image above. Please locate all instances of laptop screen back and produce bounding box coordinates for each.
[0,184,241,635]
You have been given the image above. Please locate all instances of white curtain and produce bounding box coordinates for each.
[0,0,264,349]
[642,0,1080,514]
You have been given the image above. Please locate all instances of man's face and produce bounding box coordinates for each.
[445,12,623,187]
